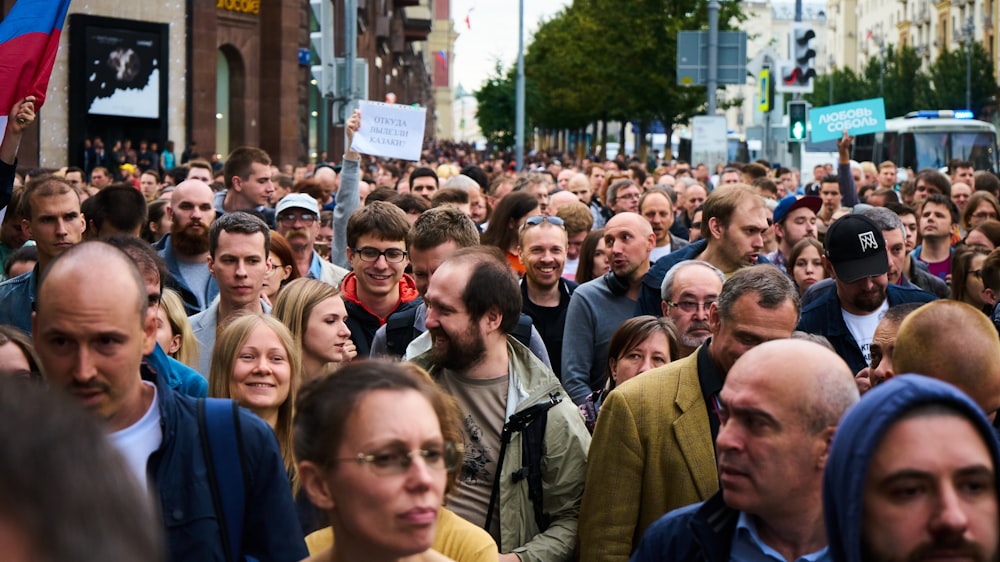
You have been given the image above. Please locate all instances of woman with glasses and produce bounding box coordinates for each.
[297,361,498,561]
[962,191,1000,233]
[580,316,679,432]
[273,278,355,385]
[263,231,301,305]
[951,244,992,313]
[480,191,541,277]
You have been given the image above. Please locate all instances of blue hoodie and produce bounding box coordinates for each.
[823,374,1000,562]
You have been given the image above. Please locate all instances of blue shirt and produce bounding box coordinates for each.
[307,252,323,280]
[731,512,829,562]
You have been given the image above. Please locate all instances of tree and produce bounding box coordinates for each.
[473,63,518,151]
[921,42,996,116]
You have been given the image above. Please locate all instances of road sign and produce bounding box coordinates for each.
[691,115,728,168]
[758,68,771,112]
[677,31,748,86]
[808,98,886,143]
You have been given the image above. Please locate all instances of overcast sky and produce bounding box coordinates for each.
[450,0,571,93]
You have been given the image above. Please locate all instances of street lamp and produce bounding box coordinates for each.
[965,16,974,111]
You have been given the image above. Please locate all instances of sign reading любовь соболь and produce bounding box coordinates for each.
[808,98,886,143]
[217,0,259,15]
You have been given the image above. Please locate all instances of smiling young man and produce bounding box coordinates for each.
[190,212,272,376]
[0,175,85,333]
[341,201,420,358]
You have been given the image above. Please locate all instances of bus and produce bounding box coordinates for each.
[852,110,998,172]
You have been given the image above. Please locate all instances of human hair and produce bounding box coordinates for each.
[89,185,148,236]
[208,211,270,258]
[19,175,78,220]
[3,244,37,279]
[700,184,761,239]
[753,178,778,198]
[209,313,301,490]
[576,228,606,284]
[408,207,481,251]
[787,237,826,289]
[975,171,1000,197]
[293,360,461,493]
[968,220,1000,248]
[660,260,725,302]
[0,377,164,560]
[513,172,551,195]
[273,173,293,191]
[460,165,488,188]
[0,324,45,383]
[716,265,800,322]
[963,191,1000,231]
[605,316,679,391]
[862,206,905,240]
[743,163,769,181]
[920,193,959,225]
[430,187,470,208]
[951,245,992,304]
[951,159,974,174]
[159,288,199,367]
[448,247,522,334]
[141,169,160,183]
[555,201,594,237]
[366,187,398,205]
[293,178,324,202]
[409,166,439,188]
[443,174,479,192]
[639,187,674,215]
[346,201,411,248]
[915,168,951,197]
[983,248,1000,292]
[480,191,539,253]
[223,146,271,190]
[606,179,637,207]
[869,188,900,204]
[187,159,213,176]
[102,235,169,296]
[379,163,401,180]
[272,278,343,375]
[142,199,170,243]
[488,174,514,197]
[267,231,302,290]
[878,161,896,171]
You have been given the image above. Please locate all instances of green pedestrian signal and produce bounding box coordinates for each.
[788,101,808,142]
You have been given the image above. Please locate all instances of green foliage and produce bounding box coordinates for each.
[472,63,541,151]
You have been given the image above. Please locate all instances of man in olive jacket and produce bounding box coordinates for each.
[578,266,800,561]
[412,247,591,562]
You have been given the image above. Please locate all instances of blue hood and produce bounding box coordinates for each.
[823,374,1000,562]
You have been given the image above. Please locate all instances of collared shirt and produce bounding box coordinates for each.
[695,341,725,445]
[731,512,830,562]
[307,251,323,280]
[765,249,787,274]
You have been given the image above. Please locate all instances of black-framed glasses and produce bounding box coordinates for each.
[339,441,461,477]
[352,246,408,263]
[522,215,565,229]
[666,299,716,313]
[277,212,317,225]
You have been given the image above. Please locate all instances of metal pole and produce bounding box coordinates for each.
[707,0,719,115]
[344,0,357,146]
[966,17,973,110]
[515,0,525,171]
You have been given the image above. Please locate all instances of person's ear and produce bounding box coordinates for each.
[298,461,335,510]
[822,256,837,280]
[708,216,725,240]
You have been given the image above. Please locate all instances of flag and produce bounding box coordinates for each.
[865,29,873,42]
[0,0,72,113]
[436,50,447,69]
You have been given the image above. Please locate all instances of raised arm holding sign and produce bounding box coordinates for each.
[351,100,427,161]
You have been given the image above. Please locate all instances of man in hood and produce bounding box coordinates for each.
[824,374,1000,562]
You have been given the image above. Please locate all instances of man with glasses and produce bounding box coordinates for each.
[342,201,420,358]
[606,179,641,215]
[274,192,347,287]
[660,261,725,358]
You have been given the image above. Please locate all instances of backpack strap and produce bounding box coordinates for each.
[385,306,421,357]
[198,398,246,562]
[513,412,551,532]
[511,314,533,348]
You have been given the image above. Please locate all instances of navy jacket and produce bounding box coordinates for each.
[631,491,737,562]
[796,284,936,374]
[636,239,773,317]
[156,234,219,316]
[143,366,307,561]
[824,375,1000,562]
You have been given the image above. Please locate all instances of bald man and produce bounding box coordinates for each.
[853,302,923,393]
[155,179,219,315]
[633,339,859,562]
[562,212,656,403]
[894,300,1000,421]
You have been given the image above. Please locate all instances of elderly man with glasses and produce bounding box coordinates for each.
[274,192,347,288]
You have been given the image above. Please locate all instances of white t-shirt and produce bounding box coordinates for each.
[563,257,579,280]
[109,381,163,491]
[842,300,889,367]
[650,242,673,263]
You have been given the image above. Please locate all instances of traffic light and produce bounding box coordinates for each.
[781,24,817,93]
[310,0,335,98]
[788,101,809,142]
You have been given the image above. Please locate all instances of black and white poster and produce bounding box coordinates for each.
[84,27,160,119]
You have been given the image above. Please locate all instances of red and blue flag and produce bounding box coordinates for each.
[0,0,72,112]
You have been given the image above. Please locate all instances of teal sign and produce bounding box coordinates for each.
[808,97,886,143]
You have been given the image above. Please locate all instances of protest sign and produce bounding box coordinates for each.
[808,98,886,143]
[351,100,426,161]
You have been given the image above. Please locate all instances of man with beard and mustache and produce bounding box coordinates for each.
[824,375,1000,562]
[632,340,858,562]
[412,247,591,562]
[660,260,725,358]
[156,180,218,316]
[797,214,935,375]
[273,192,347,287]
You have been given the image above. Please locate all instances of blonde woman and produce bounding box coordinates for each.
[156,288,199,368]
[273,278,354,382]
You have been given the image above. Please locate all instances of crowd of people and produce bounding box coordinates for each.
[2,91,1000,562]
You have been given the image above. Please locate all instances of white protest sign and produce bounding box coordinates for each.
[352,100,426,161]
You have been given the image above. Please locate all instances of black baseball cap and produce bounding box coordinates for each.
[824,214,888,283]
